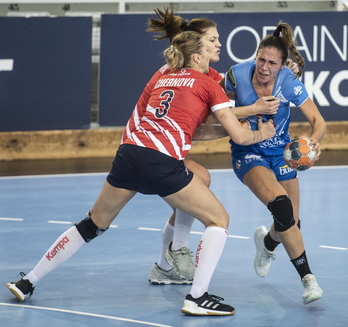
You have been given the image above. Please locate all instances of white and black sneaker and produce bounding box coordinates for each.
[181,292,236,315]
[6,272,35,301]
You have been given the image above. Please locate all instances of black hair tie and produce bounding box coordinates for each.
[273,25,282,37]
[180,20,188,30]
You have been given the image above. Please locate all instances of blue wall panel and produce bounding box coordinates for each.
[98,14,165,127]
[0,17,92,131]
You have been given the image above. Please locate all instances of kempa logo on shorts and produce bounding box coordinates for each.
[45,236,70,261]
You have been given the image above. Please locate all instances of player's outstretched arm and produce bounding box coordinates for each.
[214,107,275,145]
[193,111,230,141]
[192,123,228,141]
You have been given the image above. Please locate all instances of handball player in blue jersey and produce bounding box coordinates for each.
[222,21,327,305]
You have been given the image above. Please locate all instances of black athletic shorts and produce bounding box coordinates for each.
[106,144,194,197]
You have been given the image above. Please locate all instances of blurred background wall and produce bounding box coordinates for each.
[0,1,347,160]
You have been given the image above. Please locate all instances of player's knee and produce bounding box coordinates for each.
[206,211,229,229]
[267,195,295,232]
[75,214,108,243]
[198,169,211,187]
[202,172,211,187]
[217,211,229,229]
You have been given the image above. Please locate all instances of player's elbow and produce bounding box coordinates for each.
[231,134,251,146]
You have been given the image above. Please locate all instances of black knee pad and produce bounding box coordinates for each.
[267,195,295,232]
[75,215,108,243]
[297,219,301,230]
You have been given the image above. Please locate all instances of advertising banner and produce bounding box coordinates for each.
[99,12,348,126]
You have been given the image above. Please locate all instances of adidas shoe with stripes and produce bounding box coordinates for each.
[6,272,35,301]
[181,292,235,315]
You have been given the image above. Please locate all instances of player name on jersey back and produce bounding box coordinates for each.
[154,77,195,89]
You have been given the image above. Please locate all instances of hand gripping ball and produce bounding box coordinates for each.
[283,137,317,171]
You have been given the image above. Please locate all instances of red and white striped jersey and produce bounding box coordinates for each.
[122,68,231,160]
[121,65,222,144]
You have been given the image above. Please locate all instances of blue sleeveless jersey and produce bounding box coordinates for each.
[225,60,309,156]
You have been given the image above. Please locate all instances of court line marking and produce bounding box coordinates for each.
[209,165,348,172]
[228,235,250,239]
[189,231,250,239]
[0,217,23,221]
[0,165,347,180]
[1,220,347,248]
[0,172,108,180]
[138,227,162,231]
[48,220,73,224]
[138,228,250,239]
[0,219,118,228]
[319,245,347,250]
[0,303,174,327]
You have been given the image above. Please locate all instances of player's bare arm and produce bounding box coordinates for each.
[214,107,275,145]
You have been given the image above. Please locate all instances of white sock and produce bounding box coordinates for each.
[25,226,85,286]
[157,221,174,271]
[189,226,228,299]
[172,209,195,251]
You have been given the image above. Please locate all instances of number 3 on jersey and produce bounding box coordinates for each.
[155,90,174,118]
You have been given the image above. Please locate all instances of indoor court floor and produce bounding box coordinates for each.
[1,152,347,326]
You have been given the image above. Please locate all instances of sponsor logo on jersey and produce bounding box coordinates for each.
[280,164,294,175]
[244,154,263,164]
[274,86,288,104]
[167,69,192,76]
[45,236,70,261]
[195,240,203,268]
[154,77,195,89]
[294,85,303,96]
[227,67,237,87]
[236,159,242,170]
[261,137,286,148]
[276,91,287,103]
[240,118,251,129]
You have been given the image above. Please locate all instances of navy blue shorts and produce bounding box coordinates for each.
[232,150,297,183]
[107,144,193,197]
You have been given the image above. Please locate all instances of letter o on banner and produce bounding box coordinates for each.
[226,26,261,63]
[330,70,348,106]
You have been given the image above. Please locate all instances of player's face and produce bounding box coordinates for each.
[254,47,285,85]
[202,27,221,63]
[194,43,210,74]
[199,43,211,74]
